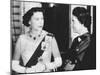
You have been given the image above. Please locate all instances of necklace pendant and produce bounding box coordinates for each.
[33,37,36,40]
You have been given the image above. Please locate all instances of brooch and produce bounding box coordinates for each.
[41,42,49,51]
[78,37,81,42]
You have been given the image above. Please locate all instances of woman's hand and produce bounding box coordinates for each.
[25,66,35,73]
[35,62,46,72]
[45,62,56,70]
[26,62,46,73]
[64,60,75,71]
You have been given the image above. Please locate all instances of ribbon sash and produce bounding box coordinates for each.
[25,31,47,67]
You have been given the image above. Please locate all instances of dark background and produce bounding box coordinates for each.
[42,3,70,53]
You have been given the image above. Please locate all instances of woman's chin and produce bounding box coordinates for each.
[36,29,43,33]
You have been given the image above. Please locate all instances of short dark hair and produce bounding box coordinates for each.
[72,7,91,31]
[23,7,45,27]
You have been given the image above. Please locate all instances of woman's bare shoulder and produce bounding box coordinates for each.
[17,33,29,41]
[43,30,54,37]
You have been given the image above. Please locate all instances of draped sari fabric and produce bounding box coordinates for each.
[64,33,90,70]
[70,33,90,63]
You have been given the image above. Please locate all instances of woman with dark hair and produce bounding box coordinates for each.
[64,7,91,70]
[12,7,62,74]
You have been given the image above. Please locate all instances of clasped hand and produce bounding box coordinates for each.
[26,62,45,73]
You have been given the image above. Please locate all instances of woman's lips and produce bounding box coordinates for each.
[38,26,43,28]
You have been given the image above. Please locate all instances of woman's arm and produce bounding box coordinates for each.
[12,35,47,73]
[12,60,26,73]
[45,37,62,70]
[12,36,26,73]
[12,35,38,73]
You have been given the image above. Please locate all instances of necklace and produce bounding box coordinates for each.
[28,31,42,41]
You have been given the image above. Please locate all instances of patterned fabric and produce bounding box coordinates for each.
[64,33,90,70]
[72,33,90,62]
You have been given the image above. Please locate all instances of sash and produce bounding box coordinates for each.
[25,32,47,67]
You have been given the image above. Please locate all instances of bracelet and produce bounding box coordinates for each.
[40,62,47,72]
[24,67,27,74]
[44,63,47,71]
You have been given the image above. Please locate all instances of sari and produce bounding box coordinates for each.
[64,33,91,70]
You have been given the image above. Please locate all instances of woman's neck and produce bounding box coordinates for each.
[72,26,88,41]
[79,26,88,36]
[30,29,42,37]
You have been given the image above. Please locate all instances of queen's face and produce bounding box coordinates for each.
[72,15,82,33]
[29,11,44,31]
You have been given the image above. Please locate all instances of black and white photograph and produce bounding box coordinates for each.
[11,0,96,75]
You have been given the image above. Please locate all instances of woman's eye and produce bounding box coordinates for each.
[72,19,74,22]
[35,18,39,20]
[35,18,43,21]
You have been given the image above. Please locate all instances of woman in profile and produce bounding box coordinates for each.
[12,7,62,74]
[64,7,91,70]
